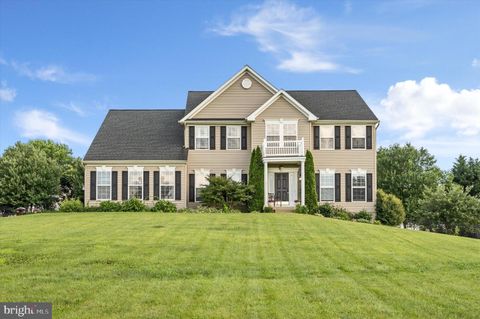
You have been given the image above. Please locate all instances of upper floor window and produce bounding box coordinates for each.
[352,169,366,201]
[195,169,210,202]
[320,169,335,201]
[265,120,297,143]
[160,166,175,200]
[96,167,112,200]
[195,125,209,150]
[226,168,242,183]
[128,166,143,199]
[320,126,334,150]
[352,125,366,149]
[227,126,241,150]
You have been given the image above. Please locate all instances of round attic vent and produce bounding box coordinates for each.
[241,78,252,89]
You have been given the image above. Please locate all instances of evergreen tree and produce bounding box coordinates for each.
[248,147,264,211]
[304,150,318,213]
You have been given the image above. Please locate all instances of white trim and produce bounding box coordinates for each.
[319,125,335,150]
[179,65,278,123]
[226,168,242,182]
[194,169,210,202]
[351,125,367,150]
[226,125,241,150]
[194,125,210,150]
[246,90,318,122]
[159,166,175,201]
[351,168,367,202]
[264,119,298,144]
[96,166,112,201]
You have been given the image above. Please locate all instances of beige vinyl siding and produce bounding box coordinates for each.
[192,73,273,119]
[311,125,377,213]
[84,164,187,209]
[251,96,311,149]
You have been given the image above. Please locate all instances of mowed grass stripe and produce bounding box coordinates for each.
[0,213,479,318]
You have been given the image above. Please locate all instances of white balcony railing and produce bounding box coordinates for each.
[262,138,305,157]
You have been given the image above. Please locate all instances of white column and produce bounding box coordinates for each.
[301,160,305,206]
[264,161,268,208]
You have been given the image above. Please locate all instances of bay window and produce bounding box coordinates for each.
[195,125,209,150]
[320,169,335,201]
[320,125,334,150]
[96,167,112,200]
[227,126,241,150]
[352,125,366,149]
[352,169,366,201]
[160,166,175,200]
[128,166,143,199]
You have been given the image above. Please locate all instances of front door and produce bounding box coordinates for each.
[275,173,289,202]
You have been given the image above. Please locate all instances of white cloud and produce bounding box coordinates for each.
[212,0,356,73]
[57,102,87,117]
[378,77,480,139]
[0,81,16,102]
[9,61,96,84]
[15,109,90,145]
[472,58,480,68]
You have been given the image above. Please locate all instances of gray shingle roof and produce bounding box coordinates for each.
[84,110,187,161]
[185,90,378,121]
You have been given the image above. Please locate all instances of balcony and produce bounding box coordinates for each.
[262,138,305,157]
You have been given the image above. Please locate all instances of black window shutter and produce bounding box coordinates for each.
[122,171,128,200]
[315,173,320,201]
[143,171,149,200]
[367,173,373,202]
[221,173,227,178]
[335,126,341,150]
[366,126,372,149]
[335,173,341,202]
[345,173,351,202]
[189,126,195,150]
[111,171,118,200]
[210,126,216,150]
[242,173,248,184]
[345,126,351,150]
[241,126,247,150]
[153,171,159,200]
[313,126,319,149]
[220,126,226,150]
[90,171,96,200]
[210,173,216,177]
[189,174,195,202]
[175,171,181,200]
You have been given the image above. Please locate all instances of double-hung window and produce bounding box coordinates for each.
[266,122,281,142]
[96,167,112,200]
[195,125,209,150]
[265,120,297,144]
[195,169,210,202]
[227,126,241,150]
[352,169,366,201]
[160,166,175,200]
[320,126,334,150]
[128,166,143,199]
[283,123,297,142]
[226,168,242,183]
[352,125,366,149]
[320,169,335,201]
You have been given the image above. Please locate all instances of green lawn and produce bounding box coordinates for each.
[0,213,479,318]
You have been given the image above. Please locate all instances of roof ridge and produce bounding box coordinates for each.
[287,89,357,92]
[109,108,185,111]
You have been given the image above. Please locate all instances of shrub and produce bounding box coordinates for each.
[376,189,406,226]
[177,207,241,214]
[121,198,147,212]
[152,200,177,213]
[59,199,83,212]
[331,207,352,220]
[99,201,122,212]
[304,150,318,212]
[263,206,274,213]
[294,204,309,214]
[201,176,253,211]
[318,203,335,217]
[353,210,373,222]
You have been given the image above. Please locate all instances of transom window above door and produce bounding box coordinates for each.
[265,120,298,142]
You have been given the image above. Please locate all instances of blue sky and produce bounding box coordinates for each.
[1,0,479,169]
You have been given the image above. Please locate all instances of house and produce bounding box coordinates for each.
[84,66,379,212]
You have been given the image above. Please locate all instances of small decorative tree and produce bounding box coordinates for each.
[304,150,318,213]
[248,147,264,211]
[201,176,253,211]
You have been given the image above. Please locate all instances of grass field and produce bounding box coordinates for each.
[0,213,479,318]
